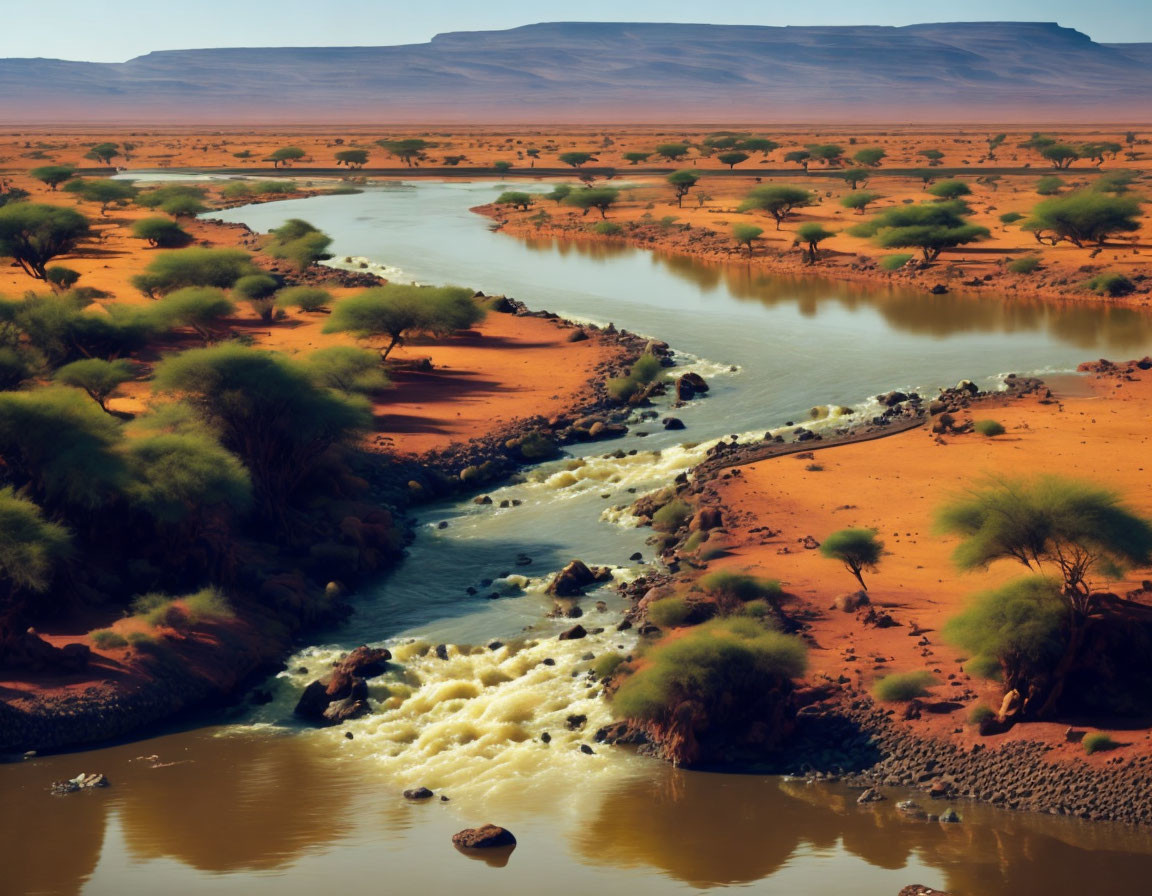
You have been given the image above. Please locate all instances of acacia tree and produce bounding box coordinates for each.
[806,144,844,167]
[623,151,651,165]
[131,247,258,296]
[655,143,690,162]
[784,150,811,170]
[738,137,779,157]
[153,345,369,522]
[795,222,835,265]
[937,476,1152,716]
[323,284,484,360]
[85,142,120,165]
[852,147,886,167]
[64,178,137,215]
[54,358,135,413]
[841,168,870,189]
[0,202,90,279]
[265,219,332,271]
[732,223,763,257]
[926,180,971,201]
[495,191,534,211]
[267,147,306,168]
[30,165,75,191]
[986,133,1007,159]
[1023,192,1141,247]
[841,190,883,215]
[1080,142,1122,166]
[820,528,884,591]
[546,184,573,205]
[558,151,596,168]
[150,287,237,344]
[131,217,191,248]
[717,151,750,169]
[1041,144,1080,169]
[738,185,814,230]
[0,488,71,662]
[851,200,989,261]
[564,187,620,219]
[377,138,433,166]
[335,149,369,169]
[666,170,700,208]
[919,149,945,167]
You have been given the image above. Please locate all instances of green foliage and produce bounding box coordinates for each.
[132,587,233,629]
[44,266,80,291]
[879,253,914,271]
[0,202,91,279]
[654,143,690,161]
[564,187,620,219]
[323,283,483,360]
[999,212,1025,225]
[605,352,664,401]
[944,576,1067,688]
[150,287,236,342]
[648,596,692,628]
[54,358,134,410]
[698,570,783,613]
[90,629,128,649]
[131,247,257,296]
[0,387,126,509]
[123,432,252,524]
[1035,176,1065,196]
[275,286,332,312]
[547,184,573,204]
[973,419,1006,437]
[936,475,1152,610]
[1084,272,1136,297]
[0,347,35,390]
[265,219,333,271]
[717,152,750,168]
[3,292,155,365]
[335,149,369,168]
[651,498,691,533]
[873,671,935,701]
[377,139,433,166]
[85,142,120,164]
[796,222,835,264]
[666,170,700,207]
[63,178,137,214]
[738,185,813,229]
[964,654,1003,680]
[558,151,595,168]
[267,147,305,168]
[1083,732,1119,754]
[593,652,626,679]
[153,344,370,515]
[926,180,972,201]
[806,144,844,165]
[851,200,989,262]
[852,148,886,167]
[593,221,622,236]
[841,191,883,216]
[623,151,650,165]
[968,705,995,726]
[732,223,763,254]
[131,216,190,248]
[840,168,870,189]
[1092,171,1137,194]
[820,528,884,590]
[29,165,75,191]
[1040,144,1080,168]
[611,617,807,728]
[0,486,71,597]
[305,345,390,395]
[495,191,534,210]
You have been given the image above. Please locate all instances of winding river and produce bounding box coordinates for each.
[5,180,1152,896]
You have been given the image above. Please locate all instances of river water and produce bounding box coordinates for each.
[4,180,1152,896]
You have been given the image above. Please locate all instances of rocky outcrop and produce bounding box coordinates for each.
[293,644,390,726]
[451,824,517,849]
[546,560,613,597]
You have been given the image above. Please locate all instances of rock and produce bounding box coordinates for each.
[580,743,594,754]
[691,507,723,532]
[857,787,886,804]
[896,800,928,820]
[929,284,948,295]
[899,887,953,896]
[452,824,517,849]
[294,680,332,721]
[547,559,611,596]
[662,416,686,430]
[404,787,435,800]
[434,643,450,660]
[832,590,870,612]
[938,808,961,823]
[50,772,109,795]
[567,328,589,342]
[322,697,369,724]
[558,625,587,641]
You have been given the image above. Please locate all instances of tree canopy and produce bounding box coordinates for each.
[738,185,814,229]
[29,165,75,191]
[0,202,90,279]
[820,528,884,589]
[265,219,333,271]
[564,187,620,219]
[1023,192,1142,247]
[64,178,137,215]
[131,247,258,296]
[666,170,700,207]
[850,200,989,261]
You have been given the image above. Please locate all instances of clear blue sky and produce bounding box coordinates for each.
[7,0,1149,62]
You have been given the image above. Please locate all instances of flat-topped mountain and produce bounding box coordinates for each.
[1,21,1149,122]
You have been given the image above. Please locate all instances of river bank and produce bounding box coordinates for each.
[620,360,1152,824]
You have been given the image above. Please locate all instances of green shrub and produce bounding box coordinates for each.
[131,248,258,296]
[999,211,1025,225]
[131,216,191,248]
[606,353,664,402]
[1083,732,1119,754]
[517,431,557,461]
[126,631,159,648]
[738,599,775,621]
[974,419,1005,437]
[968,705,996,726]
[964,654,1003,680]
[1084,273,1136,297]
[1008,256,1041,274]
[873,670,935,702]
[593,221,623,236]
[611,618,807,753]
[44,266,80,290]
[879,253,913,271]
[275,286,332,312]
[648,596,692,628]
[266,219,333,271]
[698,570,782,612]
[651,498,691,533]
[90,629,128,649]
[593,652,626,679]
[132,587,232,629]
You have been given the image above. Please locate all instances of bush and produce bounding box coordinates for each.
[873,671,935,702]
[820,528,884,591]
[131,248,258,296]
[593,652,626,680]
[1084,273,1136,297]
[276,286,332,312]
[132,587,232,629]
[974,419,1005,437]
[516,430,557,461]
[999,211,1025,225]
[1083,732,1119,754]
[648,596,692,628]
[593,221,622,236]
[150,287,236,342]
[131,216,191,248]
[1008,256,1041,274]
[305,345,390,395]
[606,353,664,402]
[968,705,995,726]
[879,253,913,271]
[44,266,80,291]
[964,654,1003,680]
[651,498,691,532]
[90,629,128,649]
[266,219,332,271]
[698,570,782,613]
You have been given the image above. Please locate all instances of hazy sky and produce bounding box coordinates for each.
[6,0,1148,62]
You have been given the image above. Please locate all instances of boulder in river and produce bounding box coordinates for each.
[452,824,517,849]
[404,787,435,800]
[336,645,391,679]
[558,624,588,641]
[547,560,613,597]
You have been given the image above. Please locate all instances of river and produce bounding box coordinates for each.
[4,179,1152,896]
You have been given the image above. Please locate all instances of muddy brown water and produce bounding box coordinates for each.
[6,178,1152,895]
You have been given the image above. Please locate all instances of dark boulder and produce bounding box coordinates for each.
[336,645,391,679]
[558,625,588,641]
[452,824,517,849]
[404,787,435,800]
